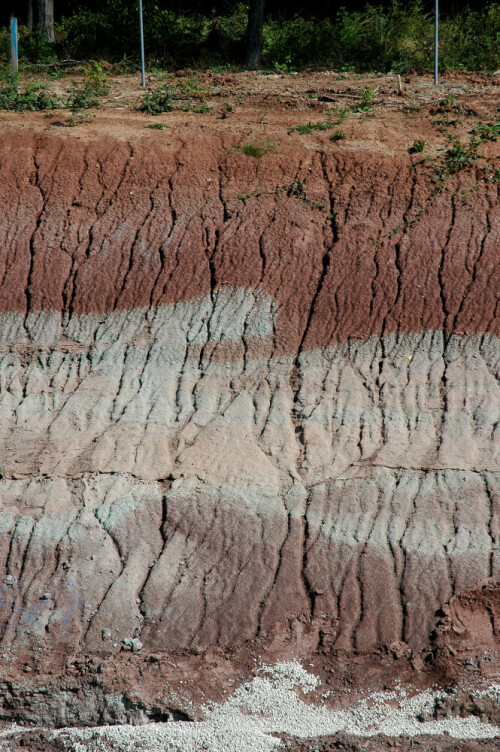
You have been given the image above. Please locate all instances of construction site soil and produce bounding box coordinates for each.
[0,69,499,750]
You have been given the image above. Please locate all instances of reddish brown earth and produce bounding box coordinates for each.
[0,71,498,746]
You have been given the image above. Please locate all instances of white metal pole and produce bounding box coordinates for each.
[139,0,146,88]
[434,0,439,85]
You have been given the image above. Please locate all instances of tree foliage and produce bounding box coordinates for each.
[1,1,500,72]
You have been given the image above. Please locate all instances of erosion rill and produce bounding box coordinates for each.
[0,110,498,746]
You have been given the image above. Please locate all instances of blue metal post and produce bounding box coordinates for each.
[10,18,18,79]
[139,0,146,88]
[434,0,439,85]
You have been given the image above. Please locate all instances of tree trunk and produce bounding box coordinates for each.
[36,0,55,43]
[245,0,265,69]
[27,0,34,32]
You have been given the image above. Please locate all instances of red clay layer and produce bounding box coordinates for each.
[0,130,498,351]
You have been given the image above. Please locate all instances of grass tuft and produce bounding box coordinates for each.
[235,139,275,158]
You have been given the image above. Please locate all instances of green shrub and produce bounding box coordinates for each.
[82,60,109,94]
[66,83,100,111]
[138,85,173,114]
[472,122,500,141]
[262,2,500,72]
[0,80,61,111]
[9,1,500,74]
[354,87,375,112]
[58,1,210,62]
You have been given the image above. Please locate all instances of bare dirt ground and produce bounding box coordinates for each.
[3,66,500,154]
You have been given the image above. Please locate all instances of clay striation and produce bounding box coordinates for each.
[0,128,498,667]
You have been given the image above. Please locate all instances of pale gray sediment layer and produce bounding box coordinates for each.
[0,288,498,655]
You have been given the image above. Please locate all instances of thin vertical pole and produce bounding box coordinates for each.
[10,18,18,79]
[434,0,439,85]
[138,0,146,88]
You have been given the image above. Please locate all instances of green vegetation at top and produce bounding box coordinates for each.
[2,1,500,73]
[0,78,61,110]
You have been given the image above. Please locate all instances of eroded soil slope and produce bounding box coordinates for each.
[0,73,498,731]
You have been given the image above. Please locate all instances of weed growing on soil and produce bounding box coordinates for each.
[362,112,499,259]
[0,79,61,111]
[179,102,210,113]
[430,117,500,184]
[82,61,109,95]
[65,63,110,115]
[330,130,346,141]
[439,139,480,177]
[236,188,263,200]
[67,111,95,126]
[279,180,327,211]
[146,123,168,130]
[235,139,275,158]
[438,94,456,108]
[291,121,335,134]
[354,87,375,112]
[334,106,350,123]
[138,86,173,114]
[471,122,500,141]
[409,139,426,153]
[405,96,421,113]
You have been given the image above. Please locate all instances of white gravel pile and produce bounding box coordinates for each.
[2,662,499,751]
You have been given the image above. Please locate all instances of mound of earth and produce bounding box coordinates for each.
[0,70,498,737]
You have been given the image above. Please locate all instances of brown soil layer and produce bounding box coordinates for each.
[0,584,498,727]
[279,735,500,751]
[4,731,500,752]
[0,71,499,351]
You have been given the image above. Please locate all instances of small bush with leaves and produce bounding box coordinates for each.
[180,102,210,114]
[471,122,500,142]
[66,82,100,111]
[354,87,375,112]
[0,80,61,112]
[139,86,173,114]
[82,60,109,95]
[442,140,480,175]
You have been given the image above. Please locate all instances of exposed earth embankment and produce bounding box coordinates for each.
[0,71,498,745]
